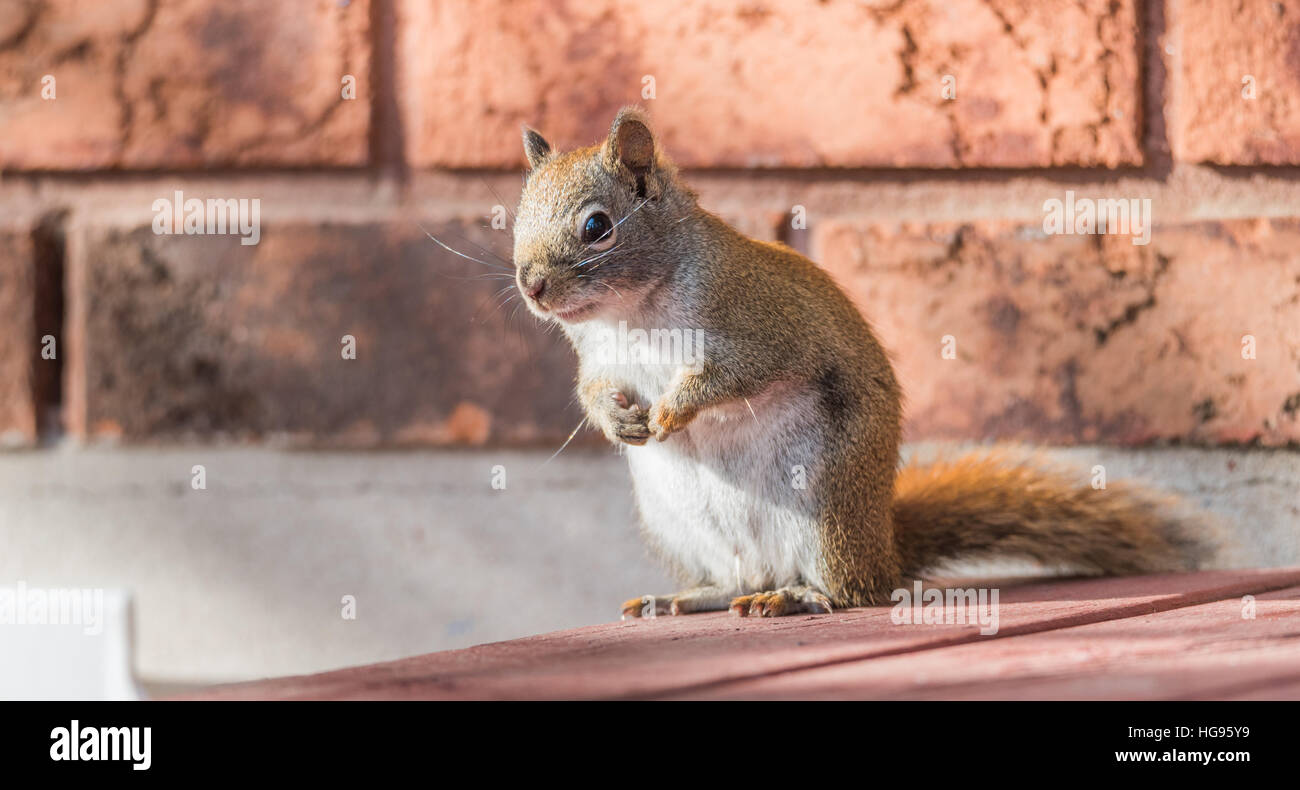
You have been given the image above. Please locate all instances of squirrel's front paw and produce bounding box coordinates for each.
[648,400,696,442]
[601,390,650,446]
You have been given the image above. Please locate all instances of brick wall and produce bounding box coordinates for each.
[1,0,1298,448]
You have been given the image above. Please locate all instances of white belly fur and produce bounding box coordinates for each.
[624,382,827,592]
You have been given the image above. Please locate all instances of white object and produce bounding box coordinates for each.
[0,586,142,700]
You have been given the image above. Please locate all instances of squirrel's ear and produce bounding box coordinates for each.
[522,126,551,170]
[605,107,656,182]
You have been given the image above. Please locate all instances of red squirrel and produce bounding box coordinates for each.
[510,107,1218,618]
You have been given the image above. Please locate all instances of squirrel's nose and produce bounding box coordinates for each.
[525,276,547,301]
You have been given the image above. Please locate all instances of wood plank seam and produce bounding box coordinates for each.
[628,570,1300,701]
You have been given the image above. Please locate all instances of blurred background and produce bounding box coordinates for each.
[0,0,1297,695]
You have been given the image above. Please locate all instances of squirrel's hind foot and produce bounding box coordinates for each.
[730,586,833,618]
[620,586,736,619]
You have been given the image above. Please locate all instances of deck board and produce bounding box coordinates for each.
[183,568,1300,700]
[674,585,1300,700]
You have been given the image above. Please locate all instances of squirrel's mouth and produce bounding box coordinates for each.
[551,302,599,323]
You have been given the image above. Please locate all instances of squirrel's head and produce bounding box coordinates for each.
[512,107,691,324]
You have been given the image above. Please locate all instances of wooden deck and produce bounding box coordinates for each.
[185,568,1300,700]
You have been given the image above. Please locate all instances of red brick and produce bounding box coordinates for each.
[815,217,1300,446]
[67,220,583,446]
[1173,0,1300,164]
[0,0,371,170]
[399,0,1142,169]
[0,230,37,446]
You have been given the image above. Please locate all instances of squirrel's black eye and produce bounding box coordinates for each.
[581,212,614,245]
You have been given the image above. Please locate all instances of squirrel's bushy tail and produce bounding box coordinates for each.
[892,451,1220,578]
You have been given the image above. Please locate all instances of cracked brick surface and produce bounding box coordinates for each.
[0,0,371,170]
[68,221,583,445]
[1174,0,1300,164]
[0,229,36,445]
[399,0,1142,169]
[816,218,1300,445]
